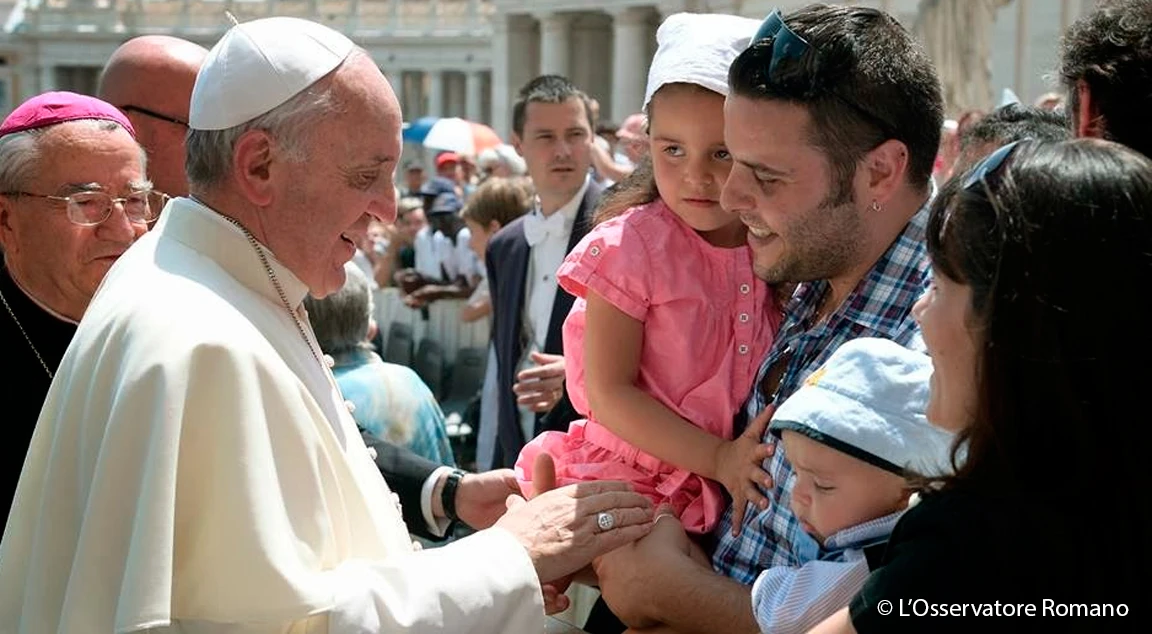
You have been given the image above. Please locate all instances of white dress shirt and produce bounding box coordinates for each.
[517,176,590,441]
[351,248,378,289]
[413,226,454,281]
[453,226,482,281]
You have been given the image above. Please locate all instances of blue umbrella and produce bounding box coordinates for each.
[402,116,440,143]
[401,116,503,155]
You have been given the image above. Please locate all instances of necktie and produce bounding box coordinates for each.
[522,210,567,247]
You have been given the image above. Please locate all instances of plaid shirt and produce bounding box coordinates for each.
[711,202,932,584]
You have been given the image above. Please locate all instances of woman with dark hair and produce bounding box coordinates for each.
[813,138,1152,633]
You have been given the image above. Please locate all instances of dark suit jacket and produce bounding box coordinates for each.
[359,429,447,541]
[485,180,604,468]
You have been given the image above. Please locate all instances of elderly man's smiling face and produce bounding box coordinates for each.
[0,121,148,320]
[270,53,402,298]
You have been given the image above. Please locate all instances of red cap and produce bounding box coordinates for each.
[0,91,136,138]
[435,152,460,168]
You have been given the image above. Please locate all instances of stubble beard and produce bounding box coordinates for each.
[756,189,865,286]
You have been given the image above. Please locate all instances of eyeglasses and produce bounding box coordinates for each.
[120,105,188,128]
[2,189,163,226]
[752,8,899,142]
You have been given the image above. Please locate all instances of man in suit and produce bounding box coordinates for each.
[361,430,518,540]
[486,74,603,468]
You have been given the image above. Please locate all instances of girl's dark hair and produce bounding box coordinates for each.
[926,139,1152,512]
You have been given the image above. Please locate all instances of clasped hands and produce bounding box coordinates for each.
[457,454,657,614]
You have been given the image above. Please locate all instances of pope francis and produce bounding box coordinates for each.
[0,16,655,633]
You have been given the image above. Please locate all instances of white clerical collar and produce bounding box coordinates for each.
[158,197,311,311]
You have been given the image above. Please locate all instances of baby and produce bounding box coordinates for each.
[753,337,955,633]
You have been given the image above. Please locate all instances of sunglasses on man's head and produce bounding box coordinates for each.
[753,9,810,77]
[751,8,898,142]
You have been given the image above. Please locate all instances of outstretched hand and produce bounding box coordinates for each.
[453,469,520,531]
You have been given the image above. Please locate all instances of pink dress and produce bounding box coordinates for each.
[515,199,780,534]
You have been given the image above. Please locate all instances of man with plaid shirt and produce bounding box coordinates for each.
[589,6,943,633]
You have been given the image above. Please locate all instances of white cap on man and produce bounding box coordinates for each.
[189,16,355,131]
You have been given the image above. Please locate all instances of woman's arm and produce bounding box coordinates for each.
[590,142,635,183]
[374,247,400,288]
[460,294,492,323]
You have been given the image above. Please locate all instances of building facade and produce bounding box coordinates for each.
[0,0,495,124]
[0,0,1099,141]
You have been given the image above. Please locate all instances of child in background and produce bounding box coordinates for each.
[457,177,534,473]
[755,337,954,633]
[516,12,781,536]
[457,176,534,323]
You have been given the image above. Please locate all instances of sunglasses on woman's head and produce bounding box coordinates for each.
[962,139,1027,192]
[940,139,1029,237]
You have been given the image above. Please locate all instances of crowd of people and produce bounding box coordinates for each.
[1,1,1150,632]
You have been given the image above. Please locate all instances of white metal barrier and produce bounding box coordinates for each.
[373,287,490,367]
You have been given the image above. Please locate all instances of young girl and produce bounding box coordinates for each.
[516,12,781,536]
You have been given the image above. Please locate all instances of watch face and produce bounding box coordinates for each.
[442,469,466,522]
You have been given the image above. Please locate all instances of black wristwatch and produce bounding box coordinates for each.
[440,468,467,523]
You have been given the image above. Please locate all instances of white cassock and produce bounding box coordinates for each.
[0,197,543,633]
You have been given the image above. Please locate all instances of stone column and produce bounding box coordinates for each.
[391,68,405,118]
[347,0,361,31]
[428,70,444,117]
[38,65,55,94]
[656,0,687,20]
[491,14,511,138]
[610,7,650,123]
[1015,0,1031,100]
[537,12,572,78]
[466,70,484,123]
[706,0,741,15]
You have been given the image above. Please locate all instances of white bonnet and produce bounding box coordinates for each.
[643,12,762,111]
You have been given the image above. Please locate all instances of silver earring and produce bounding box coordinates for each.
[871,200,882,212]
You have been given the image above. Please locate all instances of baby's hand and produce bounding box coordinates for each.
[713,406,776,536]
